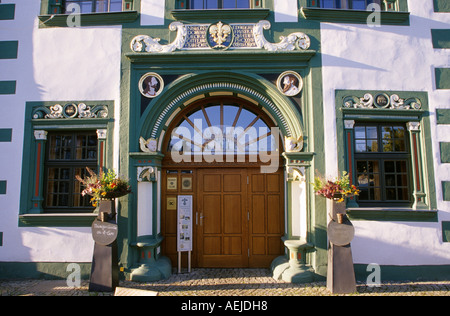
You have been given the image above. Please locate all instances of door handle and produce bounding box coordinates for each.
[200,213,205,226]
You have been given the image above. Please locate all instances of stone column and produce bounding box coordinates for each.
[407,122,427,210]
[31,130,47,214]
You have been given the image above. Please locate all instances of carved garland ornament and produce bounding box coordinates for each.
[32,103,109,119]
[130,20,311,53]
[343,93,422,110]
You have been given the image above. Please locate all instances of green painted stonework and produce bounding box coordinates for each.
[431,29,450,49]
[0,181,6,195]
[435,68,450,89]
[0,41,18,59]
[434,0,450,12]
[0,129,12,142]
[354,264,450,281]
[443,222,450,243]
[440,142,450,163]
[0,81,16,95]
[0,262,92,280]
[0,4,15,20]
[443,182,450,201]
[437,109,450,124]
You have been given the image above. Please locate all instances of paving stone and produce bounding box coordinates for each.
[1,268,450,296]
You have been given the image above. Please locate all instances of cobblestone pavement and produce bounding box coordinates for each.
[1,268,450,296]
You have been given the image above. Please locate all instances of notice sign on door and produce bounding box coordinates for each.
[177,195,193,252]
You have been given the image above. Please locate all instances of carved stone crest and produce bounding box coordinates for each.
[130,20,311,53]
[208,21,233,50]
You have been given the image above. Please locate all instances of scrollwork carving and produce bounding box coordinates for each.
[32,103,109,119]
[343,93,422,110]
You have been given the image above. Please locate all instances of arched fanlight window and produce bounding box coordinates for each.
[167,102,277,157]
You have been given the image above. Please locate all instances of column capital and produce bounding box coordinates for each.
[34,130,48,140]
[407,121,420,131]
[344,120,355,129]
[97,129,107,140]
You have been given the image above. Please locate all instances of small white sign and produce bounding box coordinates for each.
[177,195,193,252]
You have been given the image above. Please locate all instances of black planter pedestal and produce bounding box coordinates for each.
[327,200,357,294]
[89,200,119,293]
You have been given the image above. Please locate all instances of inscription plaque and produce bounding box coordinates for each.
[92,220,118,246]
[183,25,209,50]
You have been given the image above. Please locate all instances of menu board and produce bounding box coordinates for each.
[177,195,193,252]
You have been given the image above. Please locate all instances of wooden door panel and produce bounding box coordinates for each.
[267,174,281,192]
[203,237,221,255]
[248,168,285,268]
[202,174,221,192]
[251,194,265,234]
[224,194,242,234]
[197,169,247,268]
[224,237,242,255]
[203,194,221,234]
[267,195,281,234]
[224,174,241,192]
[163,167,285,269]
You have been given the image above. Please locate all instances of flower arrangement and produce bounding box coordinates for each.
[313,171,359,203]
[76,168,131,207]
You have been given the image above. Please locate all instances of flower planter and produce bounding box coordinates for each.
[326,200,356,294]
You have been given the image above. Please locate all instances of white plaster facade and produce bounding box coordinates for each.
[321,1,450,266]
[0,0,448,279]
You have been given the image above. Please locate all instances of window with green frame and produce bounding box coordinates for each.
[336,90,437,222]
[44,131,98,213]
[307,0,399,11]
[46,0,134,14]
[354,122,411,207]
[19,101,114,227]
[175,0,263,9]
[301,0,409,25]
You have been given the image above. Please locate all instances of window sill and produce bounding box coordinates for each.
[347,207,438,222]
[300,7,410,26]
[171,9,270,21]
[38,10,138,28]
[19,213,98,227]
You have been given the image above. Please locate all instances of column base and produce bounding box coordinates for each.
[271,255,315,284]
[130,256,172,282]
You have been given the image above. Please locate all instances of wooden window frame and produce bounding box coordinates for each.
[43,131,98,213]
[353,122,412,207]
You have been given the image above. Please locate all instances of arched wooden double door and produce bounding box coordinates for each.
[161,97,285,268]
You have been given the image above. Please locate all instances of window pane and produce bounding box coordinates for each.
[45,131,98,211]
[366,126,377,139]
[206,0,218,9]
[190,0,204,9]
[95,0,108,12]
[109,0,123,11]
[236,0,249,8]
[351,0,367,10]
[384,160,409,201]
[223,0,236,8]
[366,139,378,152]
[355,126,366,139]
[321,0,341,8]
[65,1,94,13]
[48,134,73,160]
